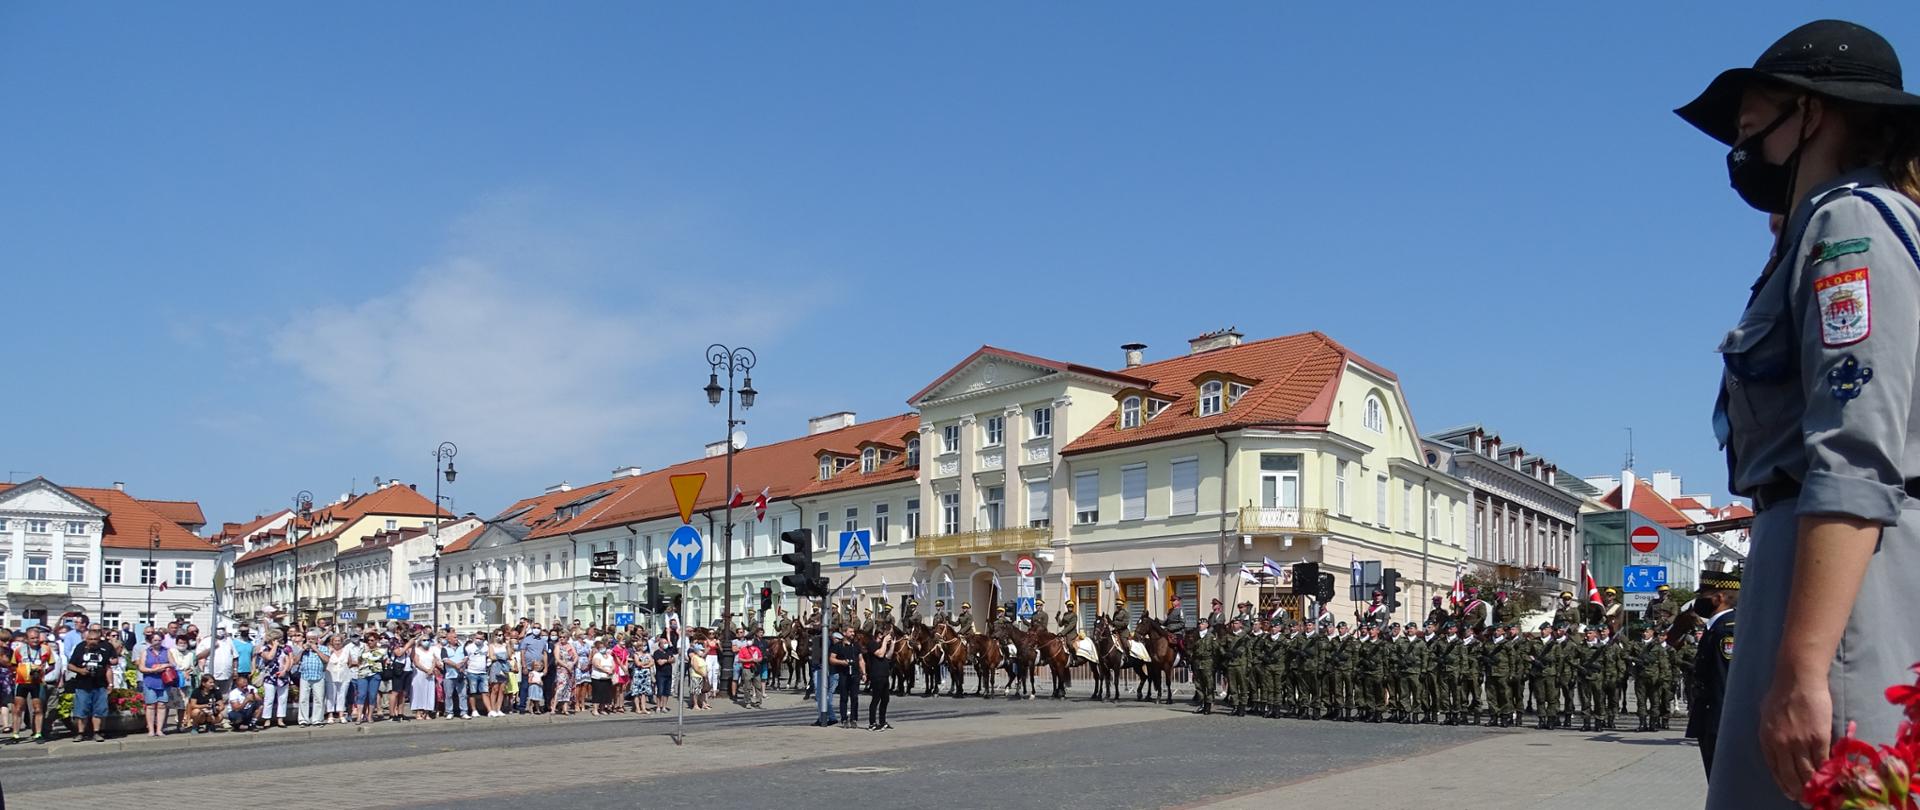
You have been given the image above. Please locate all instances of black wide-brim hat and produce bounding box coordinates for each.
[1677,19,1920,146]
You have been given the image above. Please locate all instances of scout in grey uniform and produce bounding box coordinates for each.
[1676,19,1920,809]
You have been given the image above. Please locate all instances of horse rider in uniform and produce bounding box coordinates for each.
[1425,595,1450,629]
[1552,592,1580,629]
[1207,598,1227,628]
[1110,594,1131,646]
[955,602,973,633]
[1232,601,1255,626]
[1057,600,1079,638]
[1030,599,1050,634]
[1645,585,1677,632]
[933,600,950,628]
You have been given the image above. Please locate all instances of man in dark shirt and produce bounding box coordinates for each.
[1685,569,1741,777]
[828,631,862,728]
[65,625,120,742]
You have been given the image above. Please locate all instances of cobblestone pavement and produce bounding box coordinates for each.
[0,687,1707,810]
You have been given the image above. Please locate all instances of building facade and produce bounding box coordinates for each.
[0,478,219,630]
[227,481,447,625]
[1425,425,1582,595]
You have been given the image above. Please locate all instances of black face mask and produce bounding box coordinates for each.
[1690,597,1717,619]
[1726,104,1803,214]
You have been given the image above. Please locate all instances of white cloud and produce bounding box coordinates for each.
[270,198,795,471]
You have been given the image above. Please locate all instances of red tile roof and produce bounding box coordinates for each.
[1718,502,1754,520]
[234,485,450,564]
[1599,480,1694,530]
[211,510,291,547]
[142,499,207,528]
[0,480,218,553]
[1063,332,1394,456]
[1669,496,1706,511]
[909,345,1151,406]
[576,413,923,534]
[437,522,492,554]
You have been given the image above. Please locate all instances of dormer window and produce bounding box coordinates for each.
[1227,382,1251,406]
[1363,395,1384,432]
[1121,396,1142,428]
[1146,399,1169,419]
[906,438,921,467]
[1198,381,1224,416]
[861,447,878,473]
[820,458,833,480]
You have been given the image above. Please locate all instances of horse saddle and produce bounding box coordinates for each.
[1127,640,1150,662]
[1073,637,1098,663]
[1004,642,1018,660]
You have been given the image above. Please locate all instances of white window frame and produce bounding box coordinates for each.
[1335,461,1350,516]
[984,416,1004,447]
[26,555,49,581]
[1430,497,1441,542]
[1026,478,1051,528]
[1260,454,1301,510]
[1030,407,1052,438]
[1227,382,1251,406]
[26,520,49,534]
[942,425,961,454]
[65,556,86,584]
[1074,470,1100,525]
[1121,464,1147,521]
[815,512,830,551]
[940,492,961,535]
[65,521,87,535]
[981,486,1005,531]
[845,507,859,534]
[103,559,122,585]
[861,447,877,473]
[905,499,921,540]
[906,438,920,468]
[1376,476,1390,527]
[1169,457,1199,517]
[385,519,398,531]
[174,561,193,587]
[873,502,890,544]
[1198,381,1224,416]
[819,458,833,480]
[0,556,8,580]
[1120,396,1142,428]
[1363,395,1384,433]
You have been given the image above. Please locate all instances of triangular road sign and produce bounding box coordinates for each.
[669,473,707,525]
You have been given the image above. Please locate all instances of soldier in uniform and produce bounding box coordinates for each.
[1232,600,1255,626]
[1163,596,1187,636]
[774,607,794,635]
[1599,589,1624,633]
[1576,626,1606,731]
[1645,585,1677,633]
[902,598,920,629]
[932,600,950,628]
[1552,592,1581,629]
[1526,622,1553,729]
[1030,599,1050,634]
[1223,618,1252,717]
[1425,595,1451,629]
[1207,598,1227,628]
[1452,625,1482,724]
[1189,619,1219,714]
[1261,620,1288,718]
[1056,599,1078,638]
[1299,619,1329,719]
[1399,623,1433,723]
[1483,624,1514,726]
[1356,624,1386,722]
[1687,569,1739,776]
[1359,591,1390,628]
[1603,626,1630,729]
[1551,624,1580,729]
[955,602,973,633]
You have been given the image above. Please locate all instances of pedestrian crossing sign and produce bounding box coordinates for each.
[838,530,871,568]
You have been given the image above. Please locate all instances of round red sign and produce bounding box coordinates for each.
[1630,525,1660,553]
[1016,556,1036,577]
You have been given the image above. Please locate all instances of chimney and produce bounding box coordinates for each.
[1121,343,1147,368]
[1188,327,1244,355]
[808,412,857,435]
[544,481,572,495]
[112,481,125,491]
[611,466,644,479]
[705,441,728,458]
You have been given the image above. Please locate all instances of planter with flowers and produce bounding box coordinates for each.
[47,688,150,734]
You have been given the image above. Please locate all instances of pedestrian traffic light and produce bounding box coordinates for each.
[1381,568,1402,611]
[1291,562,1319,595]
[645,575,662,614]
[781,529,825,597]
[759,586,772,611]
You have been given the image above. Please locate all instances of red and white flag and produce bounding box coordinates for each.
[1450,561,1466,606]
[1148,559,1161,585]
[729,486,747,509]
[1582,560,1602,603]
[753,487,770,521]
[157,582,169,592]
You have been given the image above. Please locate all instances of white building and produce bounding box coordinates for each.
[0,478,220,630]
[1425,425,1583,595]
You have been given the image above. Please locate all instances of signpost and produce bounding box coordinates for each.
[1624,592,1655,611]
[613,612,635,628]
[665,472,707,743]
[592,550,618,567]
[1630,525,1661,554]
[837,530,871,568]
[339,610,358,622]
[386,604,410,621]
[1622,565,1669,593]
[1015,555,1036,578]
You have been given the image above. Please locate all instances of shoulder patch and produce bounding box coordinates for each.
[1721,634,1734,661]
[1812,238,1873,266]
[1816,267,1871,347]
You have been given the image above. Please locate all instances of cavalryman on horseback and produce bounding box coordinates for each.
[955,602,973,633]
[1058,600,1079,638]
[1207,598,1226,628]
[1030,599,1051,634]
[1111,594,1131,645]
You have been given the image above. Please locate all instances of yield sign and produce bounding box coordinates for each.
[669,473,707,525]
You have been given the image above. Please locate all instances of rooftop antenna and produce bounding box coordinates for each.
[7,471,30,484]
[1623,427,1635,472]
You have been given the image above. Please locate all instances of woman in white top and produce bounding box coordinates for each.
[408,637,438,719]
[589,642,615,715]
[324,636,356,723]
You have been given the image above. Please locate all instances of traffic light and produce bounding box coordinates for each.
[1381,568,1402,611]
[645,575,662,614]
[1317,572,1336,605]
[781,529,825,597]
[759,586,772,611]
[1291,562,1319,595]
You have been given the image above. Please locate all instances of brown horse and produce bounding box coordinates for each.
[1090,619,1126,703]
[764,635,789,690]
[889,633,918,696]
[994,625,1038,700]
[1033,630,1074,699]
[934,625,970,698]
[968,632,1002,698]
[1131,618,1179,704]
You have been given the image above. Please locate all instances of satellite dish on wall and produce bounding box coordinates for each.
[730,430,748,451]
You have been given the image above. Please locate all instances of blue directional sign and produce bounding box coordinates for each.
[1622,565,1669,593]
[1015,596,1036,619]
[613,612,635,628]
[386,603,411,621]
[838,529,871,568]
[666,524,704,582]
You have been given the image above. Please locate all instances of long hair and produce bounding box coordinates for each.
[1835,101,1920,205]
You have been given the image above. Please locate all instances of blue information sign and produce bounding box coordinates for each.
[666,524,704,582]
[1622,565,1669,593]
[838,530,871,568]
[386,604,411,621]
[614,612,635,627]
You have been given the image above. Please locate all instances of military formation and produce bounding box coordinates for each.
[1184,587,1700,732]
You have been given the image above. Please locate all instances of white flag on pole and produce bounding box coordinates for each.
[1197,558,1211,578]
[1149,559,1161,585]
[881,577,890,599]
[1239,566,1261,584]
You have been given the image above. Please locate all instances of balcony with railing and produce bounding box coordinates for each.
[913,526,1052,559]
[1236,506,1330,536]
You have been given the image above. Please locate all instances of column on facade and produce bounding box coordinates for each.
[1003,404,1025,534]
[917,425,937,540]
[1048,396,1071,544]
[50,528,64,588]
[958,414,978,534]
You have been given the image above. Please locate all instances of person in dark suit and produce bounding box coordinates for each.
[1685,569,1741,777]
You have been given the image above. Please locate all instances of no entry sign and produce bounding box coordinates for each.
[1630,525,1660,554]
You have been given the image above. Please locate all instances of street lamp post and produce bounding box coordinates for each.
[292,491,313,628]
[704,343,757,697]
[147,523,161,622]
[432,442,458,628]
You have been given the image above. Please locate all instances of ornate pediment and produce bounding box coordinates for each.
[0,479,108,519]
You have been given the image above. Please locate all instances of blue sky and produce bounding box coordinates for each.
[2,3,1912,526]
